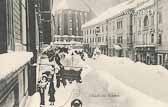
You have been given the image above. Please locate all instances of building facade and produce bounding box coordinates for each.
[156,0,168,67]
[133,0,157,64]
[0,0,27,53]
[0,0,41,106]
[38,0,53,44]
[107,9,134,58]
[82,0,168,68]
[82,0,135,57]
[82,21,108,56]
[52,0,90,43]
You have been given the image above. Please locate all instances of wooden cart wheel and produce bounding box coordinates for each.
[71,99,82,107]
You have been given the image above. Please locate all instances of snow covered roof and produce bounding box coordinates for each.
[82,0,152,28]
[136,0,154,11]
[0,52,33,80]
[55,0,89,12]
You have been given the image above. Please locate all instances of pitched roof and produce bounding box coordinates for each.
[56,0,89,12]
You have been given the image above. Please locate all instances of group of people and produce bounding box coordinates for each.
[37,65,56,106]
[37,44,100,106]
[38,45,85,106]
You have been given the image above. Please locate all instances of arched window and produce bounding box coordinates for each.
[144,15,149,27]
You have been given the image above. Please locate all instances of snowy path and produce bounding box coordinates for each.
[28,55,168,107]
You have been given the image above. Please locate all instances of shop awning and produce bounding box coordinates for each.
[113,45,122,50]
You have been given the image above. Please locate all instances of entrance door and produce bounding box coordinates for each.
[158,54,163,65]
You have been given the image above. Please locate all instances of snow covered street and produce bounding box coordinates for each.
[27,54,168,107]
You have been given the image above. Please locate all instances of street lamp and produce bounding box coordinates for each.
[95,26,100,48]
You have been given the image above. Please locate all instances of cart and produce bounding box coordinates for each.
[56,66,83,88]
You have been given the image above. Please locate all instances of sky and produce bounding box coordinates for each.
[52,0,127,16]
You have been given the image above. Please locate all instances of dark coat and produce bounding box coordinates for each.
[48,81,55,102]
[49,94,55,102]
[48,81,55,95]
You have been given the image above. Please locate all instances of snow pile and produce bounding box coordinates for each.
[26,92,40,107]
[90,55,168,103]
[80,63,168,107]
[0,52,33,80]
[99,70,168,107]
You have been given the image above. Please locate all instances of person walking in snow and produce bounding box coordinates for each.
[92,47,101,60]
[48,80,56,105]
[38,76,48,106]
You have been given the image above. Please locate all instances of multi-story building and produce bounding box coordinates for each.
[82,0,138,57]
[52,0,90,43]
[82,19,109,56]
[133,0,157,64]
[82,0,168,68]
[107,2,134,58]
[0,0,41,106]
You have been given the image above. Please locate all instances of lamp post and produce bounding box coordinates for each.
[95,26,100,48]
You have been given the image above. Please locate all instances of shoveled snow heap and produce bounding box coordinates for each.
[91,55,168,103]
[0,52,33,80]
[80,68,168,107]
[26,92,40,107]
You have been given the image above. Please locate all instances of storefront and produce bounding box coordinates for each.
[135,46,156,65]
[156,50,168,69]
[113,45,123,57]
[100,45,108,55]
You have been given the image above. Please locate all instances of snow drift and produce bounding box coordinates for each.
[90,55,168,103]
[0,52,33,80]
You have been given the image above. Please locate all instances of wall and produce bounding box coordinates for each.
[0,0,7,53]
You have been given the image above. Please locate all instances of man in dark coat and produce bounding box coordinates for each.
[48,80,55,105]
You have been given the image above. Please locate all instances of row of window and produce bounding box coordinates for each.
[84,12,162,36]
[135,33,162,45]
[84,20,124,36]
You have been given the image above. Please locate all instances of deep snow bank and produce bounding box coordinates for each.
[80,62,168,107]
[26,92,40,107]
[91,55,168,103]
[0,52,33,80]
